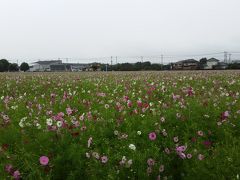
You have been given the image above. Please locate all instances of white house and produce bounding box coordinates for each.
[204,58,219,69]
[29,60,62,72]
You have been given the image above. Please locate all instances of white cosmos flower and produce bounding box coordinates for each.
[46,118,53,126]
[19,121,24,128]
[36,123,41,129]
[57,121,63,128]
[114,130,119,136]
[129,144,136,151]
[137,131,142,135]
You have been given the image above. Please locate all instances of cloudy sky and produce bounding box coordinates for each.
[0,0,240,63]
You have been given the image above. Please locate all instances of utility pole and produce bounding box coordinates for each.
[228,53,231,64]
[141,56,143,63]
[110,56,113,71]
[105,64,108,72]
[224,51,228,63]
[161,54,163,70]
[115,56,117,64]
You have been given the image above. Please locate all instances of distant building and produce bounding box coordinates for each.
[29,60,62,72]
[172,59,199,70]
[50,64,71,71]
[213,62,228,70]
[203,58,219,69]
[29,60,90,72]
[66,63,90,71]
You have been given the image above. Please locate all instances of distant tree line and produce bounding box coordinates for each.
[100,61,171,71]
[0,59,29,72]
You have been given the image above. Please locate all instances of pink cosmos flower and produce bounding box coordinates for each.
[137,100,142,107]
[39,156,49,166]
[147,167,152,174]
[203,140,212,148]
[172,94,180,101]
[159,165,164,172]
[179,152,186,159]
[198,154,204,160]
[187,87,194,96]
[221,111,230,120]
[13,170,21,180]
[58,112,64,117]
[176,146,186,152]
[127,100,132,108]
[164,148,170,154]
[173,136,179,143]
[197,131,204,136]
[149,132,157,141]
[147,158,155,166]
[101,156,108,163]
[187,154,192,159]
[4,164,13,173]
[66,107,73,116]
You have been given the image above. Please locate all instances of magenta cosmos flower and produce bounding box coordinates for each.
[149,132,157,141]
[39,156,49,166]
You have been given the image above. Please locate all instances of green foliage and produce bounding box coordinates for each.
[0,59,10,72]
[8,63,19,72]
[20,62,30,72]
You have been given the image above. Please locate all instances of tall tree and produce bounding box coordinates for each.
[0,59,10,72]
[20,62,30,72]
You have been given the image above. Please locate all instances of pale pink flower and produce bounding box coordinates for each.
[198,154,204,160]
[147,158,155,166]
[66,107,73,116]
[173,136,179,143]
[159,165,164,172]
[101,156,108,163]
[187,154,192,159]
[179,152,186,159]
[197,131,204,136]
[87,137,93,148]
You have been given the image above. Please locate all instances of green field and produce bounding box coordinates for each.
[0,71,240,179]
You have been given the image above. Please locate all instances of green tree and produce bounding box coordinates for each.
[0,59,10,72]
[20,62,30,72]
[199,57,208,69]
[8,63,19,72]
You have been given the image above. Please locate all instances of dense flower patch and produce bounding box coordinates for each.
[0,71,240,179]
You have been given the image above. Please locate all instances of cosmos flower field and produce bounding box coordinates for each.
[0,71,240,179]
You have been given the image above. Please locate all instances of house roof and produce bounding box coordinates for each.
[175,59,199,64]
[34,60,62,65]
[208,58,219,62]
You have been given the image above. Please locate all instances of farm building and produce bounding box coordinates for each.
[29,60,62,72]
[172,59,199,70]
[50,64,72,71]
[29,60,90,72]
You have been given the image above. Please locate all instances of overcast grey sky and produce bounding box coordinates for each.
[0,0,240,63]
